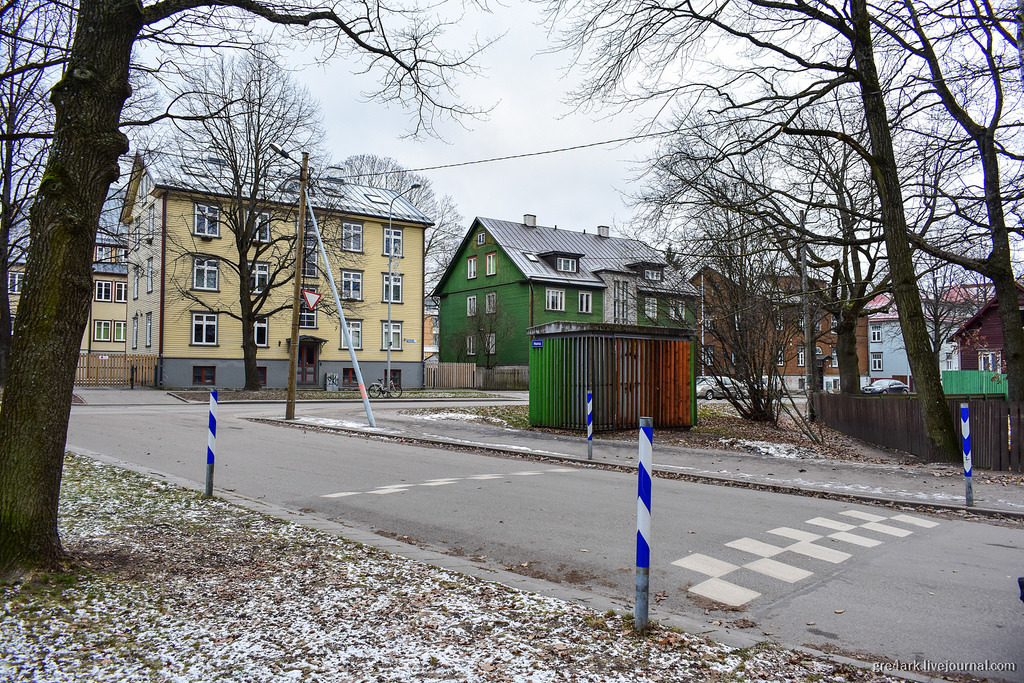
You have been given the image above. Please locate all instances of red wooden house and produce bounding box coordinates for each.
[950,282,1024,372]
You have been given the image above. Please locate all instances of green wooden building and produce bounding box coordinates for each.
[432,214,697,367]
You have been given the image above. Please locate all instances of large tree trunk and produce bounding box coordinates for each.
[849,0,958,461]
[835,318,862,394]
[0,0,141,581]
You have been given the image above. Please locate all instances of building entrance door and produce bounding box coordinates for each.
[297,342,318,385]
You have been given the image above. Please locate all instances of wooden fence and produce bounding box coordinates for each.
[814,393,1023,472]
[476,365,529,391]
[76,353,159,387]
[423,362,477,389]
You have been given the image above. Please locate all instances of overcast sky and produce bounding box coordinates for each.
[291,3,660,237]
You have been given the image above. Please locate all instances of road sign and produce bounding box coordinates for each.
[302,289,322,310]
[532,339,543,348]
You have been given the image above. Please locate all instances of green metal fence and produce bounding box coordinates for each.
[942,370,1008,397]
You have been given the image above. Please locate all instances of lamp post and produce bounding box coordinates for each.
[386,184,421,387]
[271,143,308,420]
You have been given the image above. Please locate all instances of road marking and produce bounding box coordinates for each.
[829,531,884,547]
[786,541,851,564]
[671,553,739,577]
[744,558,813,583]
[689,578,761,606]
[321,491,360,498]
[466,474,503,480]
[320,467,576,498]
[768,527,822,542]
[421,479,459,486]
[509,471,544,476]
[890,514,939,528]
[806,517,857,532]
[860,521,913,537]
[840,510,887,523]
[725,537,785,558]
[368,485,412,495]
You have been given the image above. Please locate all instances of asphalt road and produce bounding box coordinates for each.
[67,399,1024,680]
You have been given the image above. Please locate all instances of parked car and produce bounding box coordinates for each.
[862,379,910,395]
[695,376,746,400]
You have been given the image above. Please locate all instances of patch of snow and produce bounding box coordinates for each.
[719,438,825,459]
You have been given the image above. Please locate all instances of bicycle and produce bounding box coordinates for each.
[368,378,402,399]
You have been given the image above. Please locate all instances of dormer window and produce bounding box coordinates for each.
[644,268,662,281]
[476,231,486,246]
[556,257,577,273]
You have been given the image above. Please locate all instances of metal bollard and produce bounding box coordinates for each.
[636,416,653,631]
[205,391,217,498]
[587,391,593,460]
[960,402,973,507]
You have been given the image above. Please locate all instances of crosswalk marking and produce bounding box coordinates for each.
[671,553,739,577]
[840,510,887,523]
[744,557,813,583]
[725,537,785,558]
[466,474,503,480]
[890,513,939,528]
[690,578,761,606]
[369,486,411,495]
[421,479,459,486]
[860,521,913,537]
[320,467,575,499]
[829,531,884,547]
[768,527,822,542]
[806,517,857,532]
[787,541,852,564]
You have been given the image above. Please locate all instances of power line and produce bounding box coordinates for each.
[344,130,674,180]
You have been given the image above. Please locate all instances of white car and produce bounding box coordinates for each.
[695,376,746,400]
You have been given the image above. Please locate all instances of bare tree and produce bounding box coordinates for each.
[339,154,464,291]
[0,0,486,581]
[542,0,960,460]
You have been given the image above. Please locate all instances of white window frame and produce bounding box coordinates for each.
[645,296,657,320]
[114,281,127,303]
[798,345,806,367]
[486,252,496,276]
[384,228,403,257]
[93,320,111,342]
[192,312,218,345]
[546,288,565,312]
[466,335,476,356]
[467,256,477,279]
[485,291,496,314]
[342,222,363,251]
[132,317,139,349]
[254,317,268,347]
[870,352,883,372]
[303,237,318,278]
[8,272,23,294]
[193,257,219,291]
[556,257,577,273]
[381,321,402,351]
[146,258,153,293]
[466,295,477,316]
[145,312,152,347]
[95,281,112,302]
[870,324,882,343]
[194,203,220,237]
[476,231,486,245]
[382,273,402,303]
[341,270,362,301]
[644,268,662,281]
[341,320,362,350]
[485,332,496,355]
[113,320,126,343]
[147,205,155,240]
[133,268,139,299]
[96,245,111,262]
[250,261,269,293]
[300,286,318,328]
[978,350,1001,372]
[579,291,592,314]
[252,211,271,243]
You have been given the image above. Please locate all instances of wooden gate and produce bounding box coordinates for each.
[76,353,159,387]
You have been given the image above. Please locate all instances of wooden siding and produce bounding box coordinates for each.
[76,353,159,386]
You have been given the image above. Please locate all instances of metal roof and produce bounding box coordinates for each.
[138,151,432,226]
[475,217,682,288]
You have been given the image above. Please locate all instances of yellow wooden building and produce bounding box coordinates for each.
[120,152,432,389]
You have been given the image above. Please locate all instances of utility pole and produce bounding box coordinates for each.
[800,218,815,421]
[285,152,309,420]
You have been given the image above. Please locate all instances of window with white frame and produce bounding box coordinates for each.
[146,258,153,293]
[133,268,139,299]
[702,345,714,366]
[341,320,362,349]
[485,291,496,314]
[114,281,127,303]
[870,324,882,342]
[254,317,268,346]
[485,333,496,355]
[486,252,496,276]
[145,312,152,347]
[945,352,956,370]
[381,321,402,351]
[113,320,126,343]
[341,270,362,300]
[384,228,403,257]
[194,203,220,237]
[252,211,271,243]
[132,317,138,349]
[978,350,1001,372]
[300,286,317,328]
[382,273,402,303]
[870,351,883,371]
[96,245,111,262]
[546,288,565,311]
[147,205,155,240]
[644,268,662,281]
[476,231,486,245]
[192,312,217,345]
[466,335,476,356]
[777,348,785,366]
[94,320,111,341]
[579,291,592,314]
[95,281,112,302]
[645,296,657,320]
[303,238,318,278]
[467,256,477,279]
[193,257,219,290]
[466,295,477,316]
[342,222,363,251]
[798,345,806,367]
[8,272,23,294]
[250,262,269,293]
[556,257,577,273]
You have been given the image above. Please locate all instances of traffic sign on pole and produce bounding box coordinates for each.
[301,289,322,311]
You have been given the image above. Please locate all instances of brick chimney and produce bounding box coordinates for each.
[597,225,610,238]
[524,214,536,227]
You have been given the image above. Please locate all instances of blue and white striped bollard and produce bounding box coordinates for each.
[636,416,653,631]
[205,390,217,498]
[587,391,593,460]
[960,402,973,507]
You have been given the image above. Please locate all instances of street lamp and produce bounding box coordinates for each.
[386,184,421,389]
[269,143,308,421]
